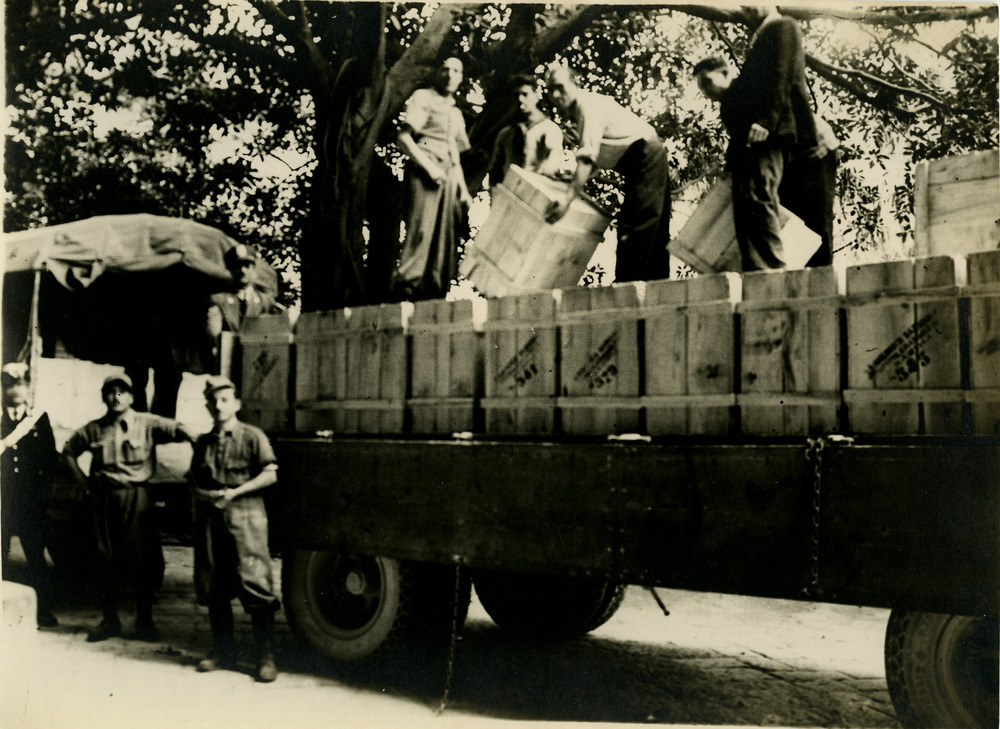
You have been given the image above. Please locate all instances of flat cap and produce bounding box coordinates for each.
[1,362,29,385]
[204,375,237,397]
[102,373,133,392]
[224,243,257,268]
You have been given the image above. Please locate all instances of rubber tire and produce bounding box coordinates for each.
[884,609,999,729]
[282,550,411,662]
[473,570,626,638]
[406,563,472,638]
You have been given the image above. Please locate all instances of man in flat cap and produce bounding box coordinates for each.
[206,244,281,376]
[1,362,58,627]
[62,373,195,643]
[190,376,280,682]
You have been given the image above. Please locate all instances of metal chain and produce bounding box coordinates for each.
[802,437,825,597]
[435,563,463,715]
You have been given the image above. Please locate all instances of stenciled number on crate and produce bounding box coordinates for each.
[248,350,279,397]
[495,334,541,392]
[574,331,618,390]
[866,312,938,383]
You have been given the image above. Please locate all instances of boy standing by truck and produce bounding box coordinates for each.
[190,375,280,682]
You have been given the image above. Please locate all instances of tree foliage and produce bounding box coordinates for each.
[6,2,998,309]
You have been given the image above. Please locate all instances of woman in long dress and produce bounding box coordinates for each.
[391,57,473,301]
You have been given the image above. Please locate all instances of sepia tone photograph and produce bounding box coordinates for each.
[2,2,997,728]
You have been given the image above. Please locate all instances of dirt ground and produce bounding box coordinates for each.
[2,539,902,729]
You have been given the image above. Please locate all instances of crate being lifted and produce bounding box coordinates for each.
[460,165,610,297]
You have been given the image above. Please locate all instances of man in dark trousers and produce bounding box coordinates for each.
[693,7,820,271]
[1,363,58,627]
[544,64,671,283]
[693,54,839,268]
[190,376,280,682]
[63,373,195,643]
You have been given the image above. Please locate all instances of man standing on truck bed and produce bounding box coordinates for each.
[62,373,195,643]
[693,7,820,271]
[543,64,671,283]
[190,375,280,683]
[489,73,565,189]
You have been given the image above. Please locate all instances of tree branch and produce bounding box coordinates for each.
[532,4,614,63]
[780,4,997,27]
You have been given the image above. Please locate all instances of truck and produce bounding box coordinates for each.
[239,151,1000,729]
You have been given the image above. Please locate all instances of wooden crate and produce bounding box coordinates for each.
[460,165,610,297]
[737,267,841,436]
[557,282,642,435]
[643,274,738,435]
[965,249,1000,434]
[408,298,484,434]
[239,314,293,432]
[294,304,410,434]
[913,149,1000,257]
[669,174,821,273]
[844,256,962,435]
[482,291,559,434]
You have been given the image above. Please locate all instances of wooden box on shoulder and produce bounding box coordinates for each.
[644,274,738,435]
[408,298,484,434]
[295,304,409,434]
[737,267,841,436]
[482,291,559,434]
[558,282,642,436]
[669,174,821,274]
[913,149,1000,257]
[239,313,294,432]
[460,165,610,297]
[844,256,962,434]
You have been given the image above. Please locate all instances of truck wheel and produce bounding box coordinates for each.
[282,550,412,661]
[884,609,999,729]
[473,570,626,638]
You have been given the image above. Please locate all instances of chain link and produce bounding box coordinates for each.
[435,563,463,715]
[802,437,825,597]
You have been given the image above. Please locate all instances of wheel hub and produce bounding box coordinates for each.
[344,569,367,595]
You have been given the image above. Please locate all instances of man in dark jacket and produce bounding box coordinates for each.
[1,363,58,627]
[695,7,819,271]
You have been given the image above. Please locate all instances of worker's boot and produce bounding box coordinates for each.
[134,599,160,643]
[251,610,277,683]
[86,609,122,642]
[197,603,236,673]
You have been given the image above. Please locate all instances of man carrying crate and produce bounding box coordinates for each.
[543,64,671,284]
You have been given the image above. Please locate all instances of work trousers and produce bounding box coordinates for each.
[732,143,787,271]
[194,494,278,613]
[614,138,672,283]
[780,150,837,268]
[92,482,164,616]
[2,505,54,614]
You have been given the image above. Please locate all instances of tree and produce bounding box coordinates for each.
[6,3,997,310]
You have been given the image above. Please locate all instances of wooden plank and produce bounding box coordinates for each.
[967,250,1000,434]
[483,291,558,434]
[845,256,961,434]
[239,314,293,432]
[919,150,1000,256]
[558,282,642,435]
[925,148,999,185]
[644,274,737,435]
[912,159,930,256]
[738,267,840,435]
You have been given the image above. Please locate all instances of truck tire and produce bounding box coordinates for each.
[473,570,626,638]
[282,550,412,661]
[884,609,999,729]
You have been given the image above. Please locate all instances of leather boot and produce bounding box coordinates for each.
[251,611,277,683]
[86,610,122,642]
[134,599,160,643]
[198,603,236,672]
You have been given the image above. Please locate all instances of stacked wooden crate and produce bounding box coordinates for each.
[408,299,484,434]
[738,267,841,435]
[239,313,294,432]
[295,304,409,433]
[965,250,1000,434]
[460,165,610,297]
[844,256,963,434]
[643,274,738,435]
[557,282,642,435]
[482,291,559,434]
